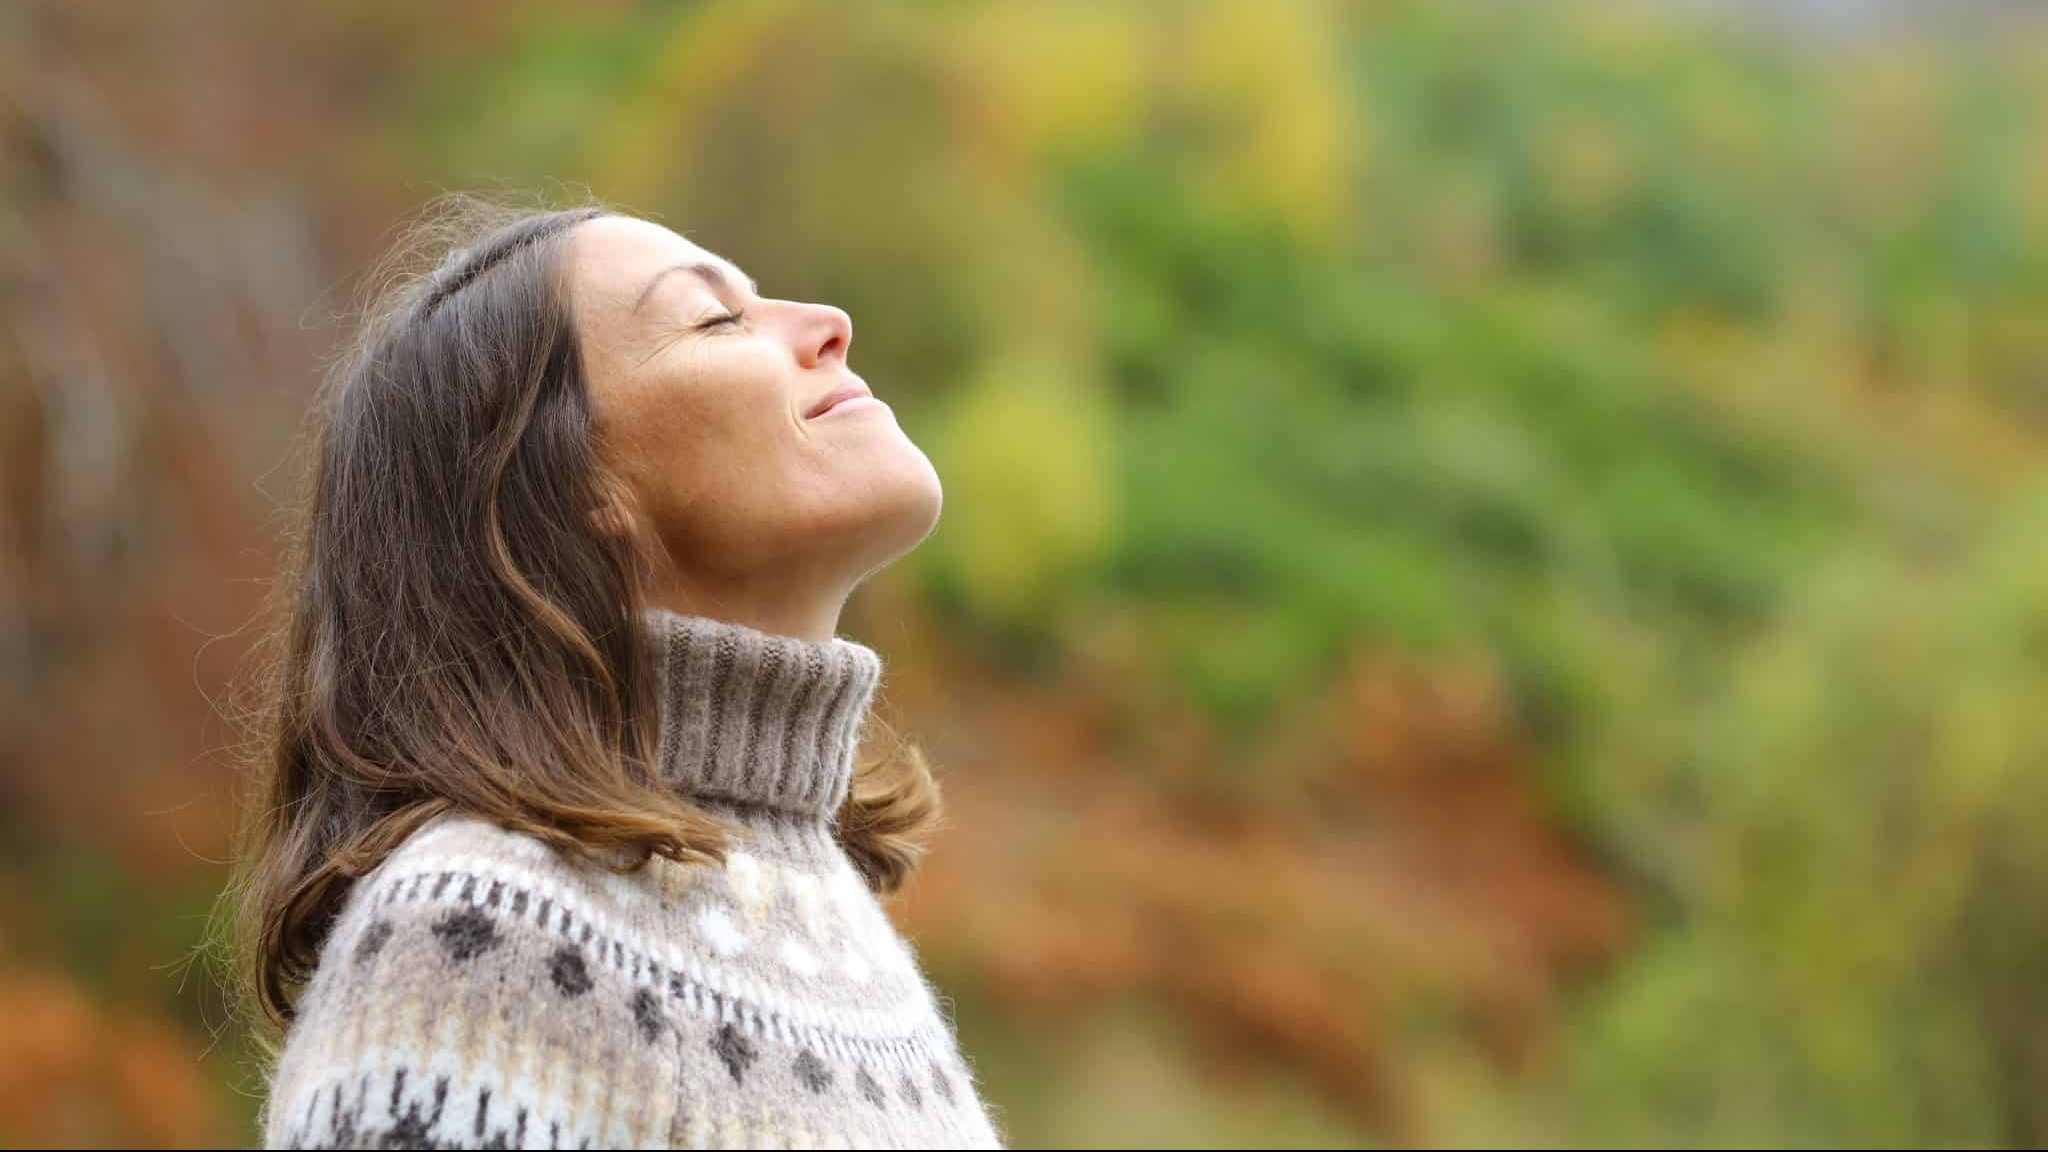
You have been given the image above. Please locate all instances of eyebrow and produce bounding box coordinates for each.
[632,260,759,313]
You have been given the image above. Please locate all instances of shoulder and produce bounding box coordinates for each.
[260,813,684,1150]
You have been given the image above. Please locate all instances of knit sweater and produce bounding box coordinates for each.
[260,606,1005,1149]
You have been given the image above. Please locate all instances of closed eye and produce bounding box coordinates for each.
[636,310,743,369]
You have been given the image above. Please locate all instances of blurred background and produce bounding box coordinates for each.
[4,0,2046,1146]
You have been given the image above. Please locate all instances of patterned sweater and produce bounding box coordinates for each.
[260,606,1005,1149]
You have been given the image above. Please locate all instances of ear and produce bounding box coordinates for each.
[590,502,635,542]
[587,472,643,543]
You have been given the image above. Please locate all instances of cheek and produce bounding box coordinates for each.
[594,356,789,509]
[587,374,687,520]
[601,386,705,498]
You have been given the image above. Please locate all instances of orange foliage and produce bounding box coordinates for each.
[0,969,231,1148]
[886,620,1634,1135]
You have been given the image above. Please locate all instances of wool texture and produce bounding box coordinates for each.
[260,605,1005,1149]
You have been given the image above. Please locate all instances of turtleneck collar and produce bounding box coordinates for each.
[639,604,883,822]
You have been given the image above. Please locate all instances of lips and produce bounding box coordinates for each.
[804,380,874,419]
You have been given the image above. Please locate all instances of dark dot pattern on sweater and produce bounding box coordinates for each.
[630,987,665,1043]
[549,946,593,998]
[431,907,500,962]
[260,607,1007,1145]
[793,1049,833,1093]
[855,1067,887,1107]
[354,920,393,965]
[711,1022,757,1084]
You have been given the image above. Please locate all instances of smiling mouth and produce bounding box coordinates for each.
[805,380,876,419]
[812,396,887,419]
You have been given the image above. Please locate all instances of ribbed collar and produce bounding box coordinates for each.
[639,604,883,822]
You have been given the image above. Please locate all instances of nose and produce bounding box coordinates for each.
[799,302,852,368]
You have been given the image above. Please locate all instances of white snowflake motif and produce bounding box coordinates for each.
[778,937,821,979]
[784,871,831,939]
[694,904,749,956]
[723,850,768,904]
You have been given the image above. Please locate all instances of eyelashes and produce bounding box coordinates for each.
[639,309,744,368]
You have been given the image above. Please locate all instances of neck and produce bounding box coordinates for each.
[639,603,883,822]
[642,582,851,645]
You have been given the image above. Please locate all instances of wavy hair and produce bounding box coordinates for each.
[216,191,942,1041]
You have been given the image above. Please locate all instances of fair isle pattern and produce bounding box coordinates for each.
[260,608,1005,1150]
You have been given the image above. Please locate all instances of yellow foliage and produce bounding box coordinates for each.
[942,0,1148,180]
[1169,0,1363,245]
[925,355,1119,623]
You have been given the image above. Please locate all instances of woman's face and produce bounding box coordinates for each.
[567,215,941,611]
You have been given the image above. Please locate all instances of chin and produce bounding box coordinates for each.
[864,452,944,557]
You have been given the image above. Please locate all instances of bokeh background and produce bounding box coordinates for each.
[5,0,2046,1146]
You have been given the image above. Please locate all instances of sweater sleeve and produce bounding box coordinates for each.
[260,856,684,1150]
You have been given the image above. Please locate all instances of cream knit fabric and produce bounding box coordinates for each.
[260,605,1005,1149]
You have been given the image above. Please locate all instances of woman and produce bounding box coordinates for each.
[225,194,1005,1149]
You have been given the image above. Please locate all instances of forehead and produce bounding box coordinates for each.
[567,215,737,312]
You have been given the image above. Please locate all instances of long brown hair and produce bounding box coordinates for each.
[217,191,942,1041]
